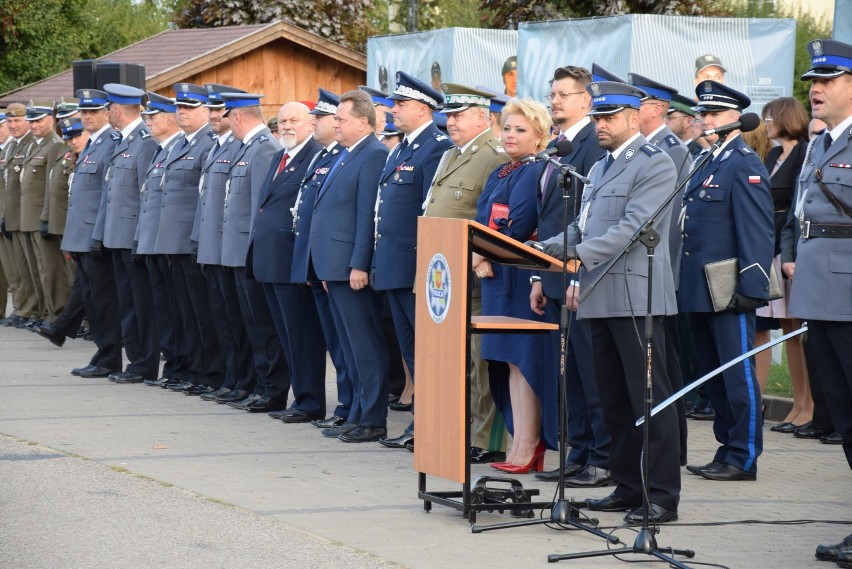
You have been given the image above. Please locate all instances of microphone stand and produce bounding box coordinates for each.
[471,156,617,547]
[548,134,728,567]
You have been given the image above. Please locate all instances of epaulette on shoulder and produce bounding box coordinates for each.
[664,135,679,147]
[208,130,217,139]
[433,132,448,142]
[486,138,505,153]
[737,146,753,155]
[139,129,150,139]
[640,144,660,155]
[257,135,269,143]
[110,132,121,141]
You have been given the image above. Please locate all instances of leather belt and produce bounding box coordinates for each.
[802,221,852,239]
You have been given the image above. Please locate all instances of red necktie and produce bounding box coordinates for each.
[275,152,290,176]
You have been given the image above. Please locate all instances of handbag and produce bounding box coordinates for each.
[704,258,782,313]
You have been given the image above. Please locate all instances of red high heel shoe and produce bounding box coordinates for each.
[491,442,546,474]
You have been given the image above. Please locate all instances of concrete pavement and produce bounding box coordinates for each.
[0,325,849,568]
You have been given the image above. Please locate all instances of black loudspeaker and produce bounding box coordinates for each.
[72,60,98,92]
[94,62,146,90]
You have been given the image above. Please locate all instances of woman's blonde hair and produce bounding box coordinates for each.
[501,97,552,152]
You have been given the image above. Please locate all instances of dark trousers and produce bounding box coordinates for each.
[805,320,852,469]
[78,251,122,370]
[326,281,390,427]
[147,255,187,381]
[664,314,688,465]
[52,262,85,337]
[690,310,762,473]
[385,288,415,434]
[312,284,352,419]
[802,331,835,433]
[170,254,225,388]
[233,267,288,400]
[547,299,610,468]
[113,249,159,378]
[265,282,327,416]
[208,265,255,391]
[590,317,680,511]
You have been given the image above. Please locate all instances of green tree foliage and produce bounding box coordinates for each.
[171,0,379,52]
[0,0,170,94]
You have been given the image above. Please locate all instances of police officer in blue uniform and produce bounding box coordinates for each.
[193,83,255,399]
[62,89,123,377]
[137,93,189,388]
[219,91,288,411]
[249,100,327,422]
[155,83,223,393]
[291,89,355,430]
[787,39,852,566]
[97,84,159,384]
[680,81,774,482]
[374,72,452,449]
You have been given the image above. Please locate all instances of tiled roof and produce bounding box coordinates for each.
[0,22,324,104]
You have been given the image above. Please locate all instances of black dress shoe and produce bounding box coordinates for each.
[201,387,230,401]
[144,376,170,387]
[279,408,324,423]
[586,492,637,512]
[268,408,290,420]
[820,432,843,445]
[339,426,387,443]
[404,439,414,451]
[838,549,852,569]
[770,421,792,432]
[389,400,413,412]
[80,365,120,378]
[685,461,721,475]
[184,384,215,396]
[71,365,92,376]
[322,422,358,438]
[227,393,263,410]
[815,534,852,562]
[535,460,583,481]
[624,503,678,524]
[563,465,613,488]
[690,405,715,420]
[246,397,287,413]
[6,315,27,328]
[159,378,186,389]
[470,447,508,464]
[113,371,146,384]
[34,324,65,347]
[794,425,829,439]
[378,432,414,448]
[14,317,34,329]
[696,461,756,481]
[216,389,250,404]
[167,381,196,392]
[387,393,401,405]
[775,421,807,434]
[312,416,346,429]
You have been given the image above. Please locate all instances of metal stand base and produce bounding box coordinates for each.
[548,528,694,567]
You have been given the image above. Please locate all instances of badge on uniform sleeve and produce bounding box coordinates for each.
[748,175,761,184]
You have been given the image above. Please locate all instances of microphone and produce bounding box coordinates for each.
[521,138,574,162]
[701,112,760,137]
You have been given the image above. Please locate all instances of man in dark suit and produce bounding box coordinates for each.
[531,66,610,487]
[308,89,390,443]
[192,84,255,400]
[291,89,354,431]
[375,72,452,450]
[543,81,681,524]
[680,81,774,482]
[219,91,288,412]
[249,100,326,422]
[60,91,123,377]
[155,83,223,394]
[787,38,852,566]
[97,84,159,384]
[136,93,188,389]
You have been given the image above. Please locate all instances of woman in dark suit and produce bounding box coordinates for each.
[756,96,813,433]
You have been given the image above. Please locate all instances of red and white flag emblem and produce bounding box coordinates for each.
[748,175,761,184]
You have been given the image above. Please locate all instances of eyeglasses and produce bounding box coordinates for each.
[545,92,584,103]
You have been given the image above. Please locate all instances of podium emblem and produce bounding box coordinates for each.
[425,253,452,324]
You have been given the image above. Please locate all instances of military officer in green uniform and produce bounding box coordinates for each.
[423,84,510,463]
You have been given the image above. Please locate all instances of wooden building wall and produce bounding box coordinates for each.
[154,39,366,119]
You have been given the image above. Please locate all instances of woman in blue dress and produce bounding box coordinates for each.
[473,98,557,474]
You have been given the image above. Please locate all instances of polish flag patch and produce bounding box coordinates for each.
[748,175,761,184]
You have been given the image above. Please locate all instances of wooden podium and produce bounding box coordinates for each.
[414,217,565,523]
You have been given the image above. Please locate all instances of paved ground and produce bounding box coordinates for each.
[0,325,850,569]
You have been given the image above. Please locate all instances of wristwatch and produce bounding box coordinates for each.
[529,275,541,285]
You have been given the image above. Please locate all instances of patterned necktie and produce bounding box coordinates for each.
[275,152,290,176]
